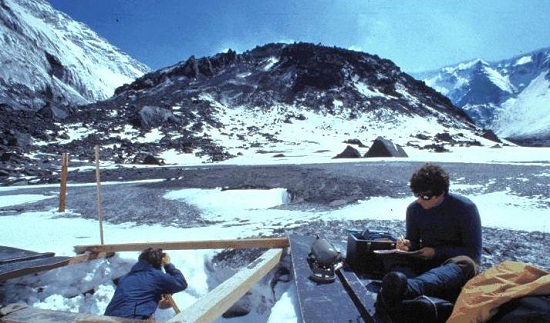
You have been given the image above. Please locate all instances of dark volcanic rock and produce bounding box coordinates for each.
[1,43,492,184]
[142,154,164,165]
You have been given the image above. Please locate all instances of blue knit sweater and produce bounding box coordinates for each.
[406,193,482,264]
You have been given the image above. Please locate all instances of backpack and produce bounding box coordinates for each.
[488,295,550,323]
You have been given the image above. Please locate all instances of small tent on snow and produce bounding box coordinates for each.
[365,137,408,158]
[333,145,362,159]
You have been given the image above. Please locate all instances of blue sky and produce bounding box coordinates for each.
[47,0,550,73]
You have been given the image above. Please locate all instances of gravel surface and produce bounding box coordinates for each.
[2,161,548,271]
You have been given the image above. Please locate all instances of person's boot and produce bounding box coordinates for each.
[375,271,456,323]
[377,271,409,308]
[400,296,454,323]
[376,292,453,323]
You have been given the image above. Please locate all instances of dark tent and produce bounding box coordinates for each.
[333,145,362,159]
[365,137,408,158]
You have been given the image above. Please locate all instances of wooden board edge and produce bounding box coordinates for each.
[0,304,146,322]
[74,238,289,254]
[0,252,114,282]
[0,258,70,282]
[168,248,284,323]
[288,234,376,323]
[0,252,56,265]
[68,251,115,265]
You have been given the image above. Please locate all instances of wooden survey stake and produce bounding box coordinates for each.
[95,146,105,245]
[58,153,69,212]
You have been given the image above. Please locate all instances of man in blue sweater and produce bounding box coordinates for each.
[376,163,482,322]
[104,247,188,320]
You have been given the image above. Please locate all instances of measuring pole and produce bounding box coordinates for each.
[165,294,181,314]
[95,146,105,245]
[58,153,69,212]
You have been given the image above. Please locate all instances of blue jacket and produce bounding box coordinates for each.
[406,193,482,265]
[104,260,187,319]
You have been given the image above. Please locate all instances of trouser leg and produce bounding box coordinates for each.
[448,255,479,279]
[405,256,478,302]
[382,255,434,278]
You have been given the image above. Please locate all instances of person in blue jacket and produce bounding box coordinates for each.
[376,163,482,322]
[104,247,188,320]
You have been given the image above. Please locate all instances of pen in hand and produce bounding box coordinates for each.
[397,235,409,251]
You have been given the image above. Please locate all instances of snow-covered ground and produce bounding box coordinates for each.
[1,143,549,322]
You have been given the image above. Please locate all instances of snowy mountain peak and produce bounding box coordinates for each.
[450,59,489,72]
[425,58,515,106]
[0,0,150,112]
[418,47,550,146]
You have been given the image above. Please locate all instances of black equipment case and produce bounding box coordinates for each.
[345,229,397,277]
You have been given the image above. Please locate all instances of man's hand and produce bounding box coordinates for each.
[162,253,171,265]
[396,237,411,251]
[416,247,435,259]
[158,295,172,309]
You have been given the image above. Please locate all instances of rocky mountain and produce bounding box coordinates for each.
[417,48,550,146]
[1,41,504,185]
[0,0,150,113]
[1,0,151,183]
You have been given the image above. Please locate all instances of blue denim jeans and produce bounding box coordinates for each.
[403,256,479,302]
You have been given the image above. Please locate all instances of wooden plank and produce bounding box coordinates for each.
[0,303,144,322]
[288,234,365,323]
[168,248,284,323]
[338,269,386,323]
[58,152,69,212]
[74,237,289,254]
[0,257,71,282]
[0,250,113,282]
[0,246,55,265]
[68,251,114,265]
[310,235,387,322]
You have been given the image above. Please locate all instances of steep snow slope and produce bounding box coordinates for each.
[0,0,150,110]
[496,72,550,138]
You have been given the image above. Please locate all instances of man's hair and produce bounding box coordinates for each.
[409,163,450,195]
[139,247,163,269]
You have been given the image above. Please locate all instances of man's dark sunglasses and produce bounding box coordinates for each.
[414,192,435,200]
